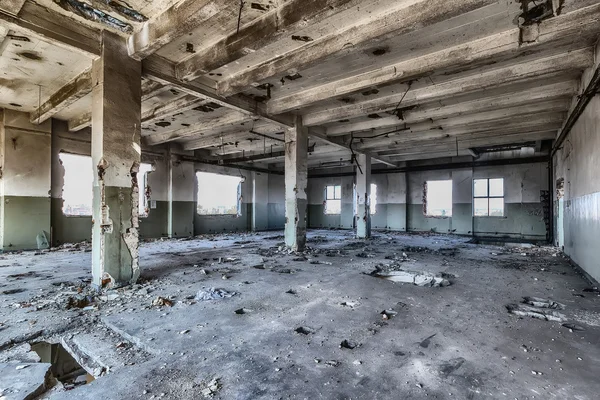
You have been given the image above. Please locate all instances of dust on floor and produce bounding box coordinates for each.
[1,230,599,399]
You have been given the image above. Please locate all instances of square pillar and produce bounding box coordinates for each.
[166,145,174,239]
[284,116,308,251]
[356,154,371,238]
[252,171,269,232]
[91,31,142,288]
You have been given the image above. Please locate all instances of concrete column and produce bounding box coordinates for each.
[252,171,269,231]
[166,145,174,239]
[91,31,142,288]
[284,116,308,251]
[0,109,51,250]
[355,154,371,238]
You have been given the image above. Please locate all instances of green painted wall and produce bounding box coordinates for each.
[139,200,168,239]
[267,203,285,230]
[2,196,51,250]
[194,203,250,234]
[473,202,547,240]
[51,198,92,245]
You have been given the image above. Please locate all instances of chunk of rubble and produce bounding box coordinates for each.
[240,254,264,268]
[151,296,173,307]
[523,296,565,310]
[195,288,237,301]
[506,303,566,322]
[370,269,451,287]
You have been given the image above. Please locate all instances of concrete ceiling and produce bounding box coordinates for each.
[1,0,599,168]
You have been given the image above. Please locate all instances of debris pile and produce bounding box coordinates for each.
[194,288,237,301]
[370,268,451,287]
[506,296,567,322]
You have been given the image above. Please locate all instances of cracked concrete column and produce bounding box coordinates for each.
[356,154,371,239]
[284,116,308,251]
[91,31,142,288]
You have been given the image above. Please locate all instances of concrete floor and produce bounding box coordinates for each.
[1,230,599,399]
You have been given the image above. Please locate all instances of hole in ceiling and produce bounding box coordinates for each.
[9,103,22,108]
[362,89,379,96]
[285,73,302,81]
[291,35,313,42]
[372,47,388,56]
[251,3,270,11]
[338,97,355,104]
[155,121,171,127]
[186,43,195,53]
[367,114,382,119]
[18,51,43,61]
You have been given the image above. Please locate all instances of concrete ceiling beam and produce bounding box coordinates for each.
[176,0,362,81]
[325,79,578,136]
[268,4,600,114]
[30,68,92,124]
[216,0,499,97]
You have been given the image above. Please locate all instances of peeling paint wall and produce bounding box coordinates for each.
[0,109,51,250]
[554,41,600,282]
[307,161,548,241]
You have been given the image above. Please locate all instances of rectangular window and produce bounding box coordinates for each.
[325,185,342,214]
[138,163,153,217]
[474,178,504,216]
[424,180,453,217]
[60,153,92,216]
[197,171,243,215]
[370,183,377,215]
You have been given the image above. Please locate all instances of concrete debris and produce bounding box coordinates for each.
[152,297,173,307]
[200,377,221,397]
[522,296,565,310]
[240,254,264,268]
[419,334,436,348]
[340,340,358,349]
[324,360,341,367]
[439,357,465,378]
[506,303,567,322]
[370,269,451,287]
[380,309,398,320]
[194,288,237,301]
[294,326,315,335]
[562,323,585,331]
[234,308,252,315]
[0,362,53,399]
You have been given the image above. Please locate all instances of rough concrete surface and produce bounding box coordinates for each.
[1,230,599,399]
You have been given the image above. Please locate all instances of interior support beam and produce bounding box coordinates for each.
[355,154,371,239]
[284,116,308,251]
[303,49,591,126]
[269,4,600,114]
[176,0,361,81]
[217,0,499,96]
[30,68,92,124]
[166,145,174,239]
[127,0,229,60]
[91,31,141,288]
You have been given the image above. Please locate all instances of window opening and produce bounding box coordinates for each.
[474,178,504,216]
[196,171,243,215]
[60,153,92,216]
[424,180,453,217]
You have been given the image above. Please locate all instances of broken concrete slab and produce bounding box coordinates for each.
[371,269,451,287]
[194,288,237,301]
[506,303,567,322]
[0,362,53,400]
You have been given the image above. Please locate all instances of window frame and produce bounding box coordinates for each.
[324,185,342,215]
[423,179,453,218]
[473,178,505,217]
[196,171,243,217]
